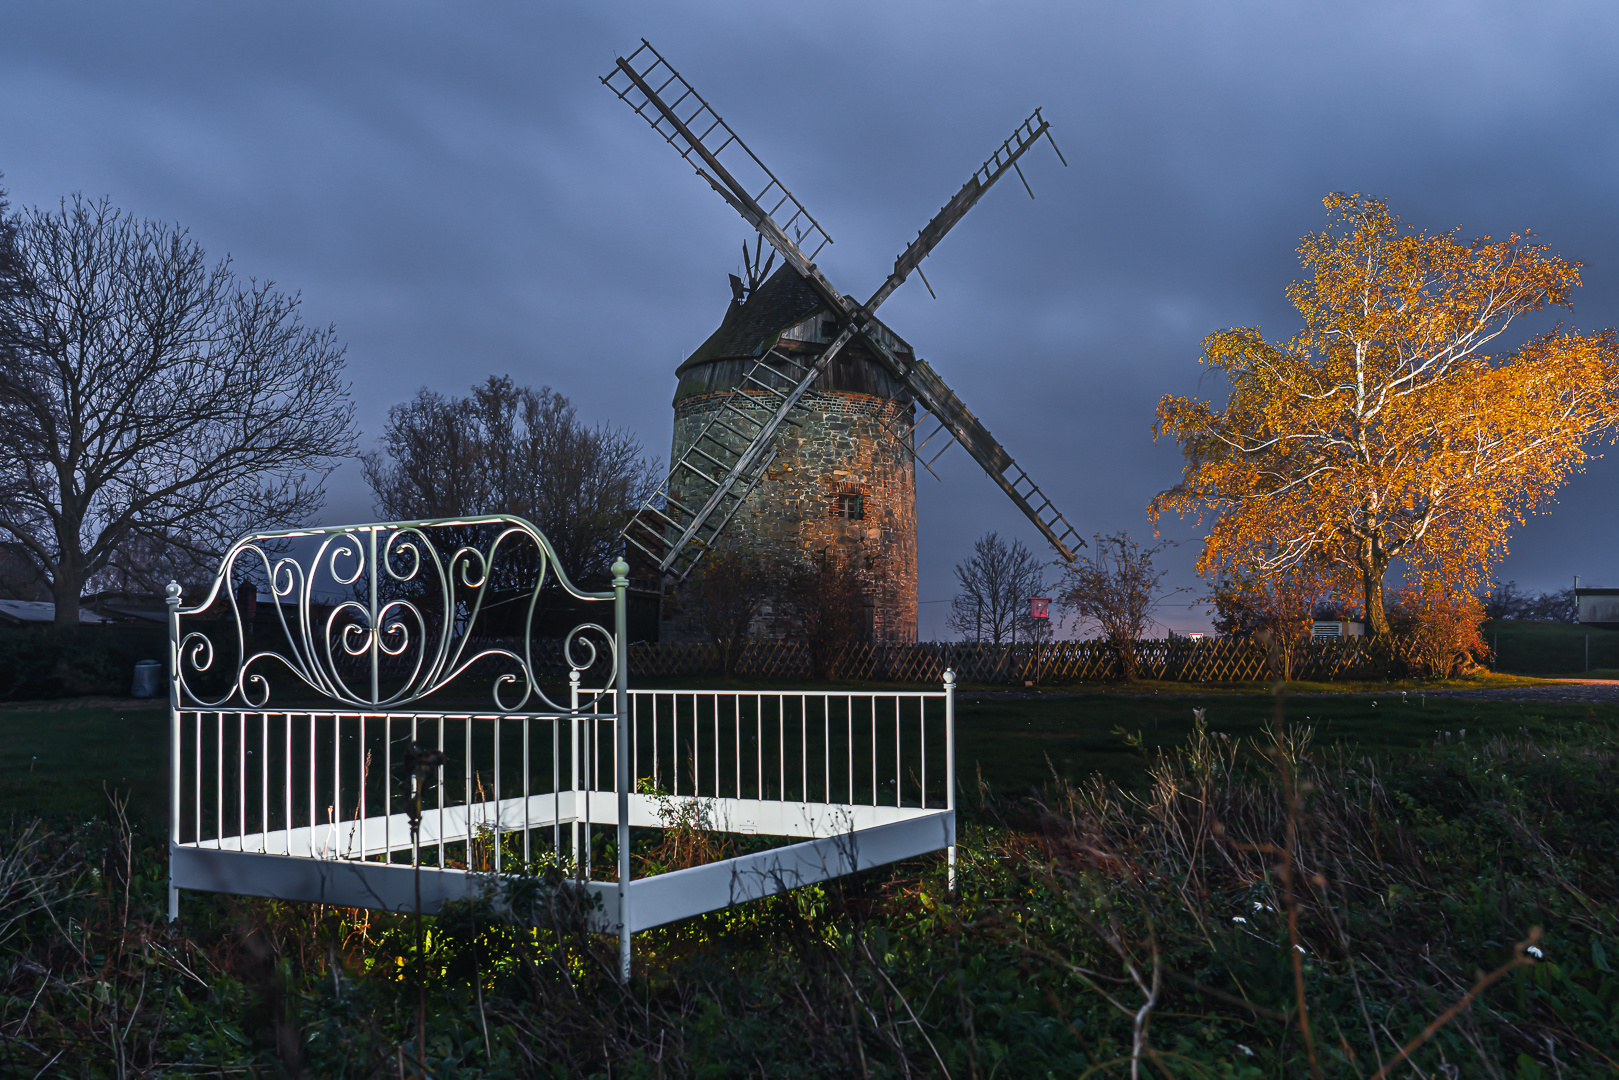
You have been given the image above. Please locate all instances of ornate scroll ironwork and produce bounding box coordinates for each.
[170,516,621,712]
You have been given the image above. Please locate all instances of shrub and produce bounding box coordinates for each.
[1388,583,1489,677]
[0,625,167,700]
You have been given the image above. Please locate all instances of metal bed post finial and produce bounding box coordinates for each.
[612,556,632,982]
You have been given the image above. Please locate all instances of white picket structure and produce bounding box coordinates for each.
[165,518,954,979]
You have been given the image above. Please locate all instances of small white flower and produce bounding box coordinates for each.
[1295,944,1306,954]
[1527,945,1544,959]
[1232,916,1247,924]
[1236,1044,1255,1057]
[1252,901,1264,912]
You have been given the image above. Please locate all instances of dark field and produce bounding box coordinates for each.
[5,686,1615,823]
[1486,618,1619,675]
[4,683,1619,1076]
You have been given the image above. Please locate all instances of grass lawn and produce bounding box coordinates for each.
[0,698,169,823]
[953,686,1619,794]
[7,682,1618,824]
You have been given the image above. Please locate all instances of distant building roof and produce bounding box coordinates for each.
[0,600,111,625]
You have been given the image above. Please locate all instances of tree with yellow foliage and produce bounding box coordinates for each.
[1154,194,1619,636]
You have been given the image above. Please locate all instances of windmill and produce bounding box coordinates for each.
[604,40,1083,640]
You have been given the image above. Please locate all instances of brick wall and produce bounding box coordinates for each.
[665,388,918,643]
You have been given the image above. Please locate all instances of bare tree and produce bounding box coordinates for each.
[0,177,23,364]
[948,531,1044,646]
[1211,558,1336,680]
[0,195,356,626]
[1056,532,1175,682]
[1480,580,1576,622]
[362,375,660,581]
[781,546,864,681]
[681,547,768,679]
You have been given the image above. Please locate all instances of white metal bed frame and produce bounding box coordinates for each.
[166,517,955,979]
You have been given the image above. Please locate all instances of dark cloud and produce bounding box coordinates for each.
[4,1,1616,635]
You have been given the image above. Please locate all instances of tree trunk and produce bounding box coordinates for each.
[1361,553,1391,637]
[1115,635,1137,682]
[50,559,84,628]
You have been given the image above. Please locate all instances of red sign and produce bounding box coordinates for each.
[1029,597,1050,619]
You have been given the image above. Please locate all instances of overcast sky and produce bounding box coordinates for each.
[4,1,1617,636]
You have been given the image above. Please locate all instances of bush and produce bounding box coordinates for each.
[1389,584,1489,677]
[0,625,167,700]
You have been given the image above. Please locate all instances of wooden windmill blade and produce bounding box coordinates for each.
[904,352,1085,562]
[864,107,1064,313]
[850,312,1082,561]
[603,41,843,309]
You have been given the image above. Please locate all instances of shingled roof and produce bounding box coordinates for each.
[677,265,825,374]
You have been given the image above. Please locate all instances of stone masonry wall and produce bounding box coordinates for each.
[664,389,918,644]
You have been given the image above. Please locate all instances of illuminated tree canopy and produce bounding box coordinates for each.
[1154,194,1619,634]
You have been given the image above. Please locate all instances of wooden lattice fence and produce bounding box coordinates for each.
[353,635,1385,685]
[624,636,1387,684]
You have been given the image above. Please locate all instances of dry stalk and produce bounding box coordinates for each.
[1367,929,1542,1080]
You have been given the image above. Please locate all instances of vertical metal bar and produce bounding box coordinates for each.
[945,670,957,890]
[308,714,316,858]
[589,713,597,789]
[437,716,446,868]
[552,716,560,861]
[870,699,877,805]
[410,714,419,867]
[332,715,341,857]
[895,697,901,808]
[523,715,531,865]
[777,695,784,805]
[570,672,580,871]
[494,715,502,874]
[358,713,366,860]
[166,583,182,922]
[800,695,807,803]
[824,697,830,803]
[215,712,223,846]
[285,714,292,855]
[384,714,392,860]
[734,695,741,799]
[238,712,246,849]
[464,713,473,870]
[613,558,633,983]
[261,714,269,853]
[713,693,720,799]
[368,527,379,706]
[653,693,661,794]
[192,714,201,846]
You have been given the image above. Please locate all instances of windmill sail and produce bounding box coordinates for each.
[865,108,1061,313]
[605,40,1082,577]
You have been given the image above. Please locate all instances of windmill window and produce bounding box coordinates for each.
[834,493,864,520]
[821,319,838,339]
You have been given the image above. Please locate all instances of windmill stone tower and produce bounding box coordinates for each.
[670,265,919,643]
[606,40,1085,647]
